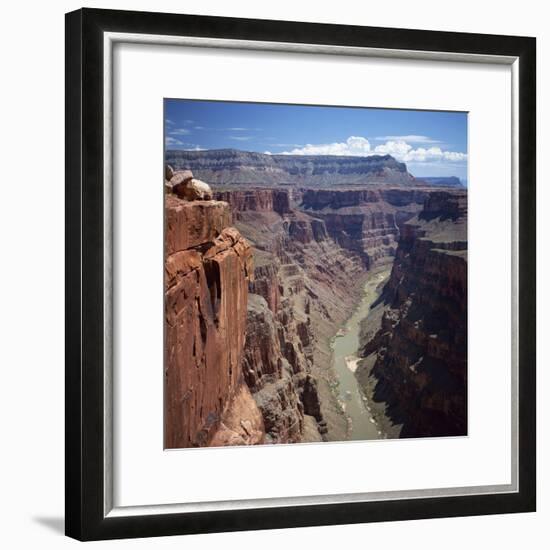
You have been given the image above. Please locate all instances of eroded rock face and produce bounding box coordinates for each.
[300,187,431,268]
[165,179,467,446]
[165,195,231,253]
[220,188,379,442]
[166,149,415,186]
[164,195,264,448]
[215,188,291,215]
[357,190,467,437]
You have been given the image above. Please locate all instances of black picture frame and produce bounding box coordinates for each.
[65,7,536,541]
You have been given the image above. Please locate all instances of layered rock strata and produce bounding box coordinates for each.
[356,190,467,437]
[167,149,416,186]
[213,186,438,442]
[164,193,264,448]
[300,187,430,268]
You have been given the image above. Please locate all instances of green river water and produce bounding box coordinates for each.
[331,271,389,441]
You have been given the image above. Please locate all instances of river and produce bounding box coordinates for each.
[331,270,390,441]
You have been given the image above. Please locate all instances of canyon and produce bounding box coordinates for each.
[356,191,467,437]
[164,159,467,447]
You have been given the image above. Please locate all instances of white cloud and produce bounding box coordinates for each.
[279,135,466,164]
[375,134,441,144]
[170,128,190,136]
[165,136,184,146]
[373,140,413,157]
[402,146,467,163]
[230,135,252,141]
[281,136,373,156]
[227,127,248,131]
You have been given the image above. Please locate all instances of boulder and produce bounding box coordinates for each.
[173,177,213,201]
[170,169,193,186]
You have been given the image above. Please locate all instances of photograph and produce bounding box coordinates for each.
[163,99,468,449]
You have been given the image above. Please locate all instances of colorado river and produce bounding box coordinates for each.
[331,270,390,440]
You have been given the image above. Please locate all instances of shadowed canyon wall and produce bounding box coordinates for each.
[357,190,467,437]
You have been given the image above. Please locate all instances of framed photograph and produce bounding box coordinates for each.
[65,8,536,541]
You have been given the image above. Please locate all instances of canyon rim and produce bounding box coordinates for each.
[164,100,468,449]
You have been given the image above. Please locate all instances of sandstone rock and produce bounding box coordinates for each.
[169,169,193,186]
[299,188,430,269]
[165,164,175,181]
[165,195,231,254]
[215,189,291,215]
[209,385,265,447]
[172,174,213,201]
[164,194,263,449]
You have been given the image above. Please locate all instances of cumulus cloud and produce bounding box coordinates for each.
[279,136,466,164]
[375,134,441,144]
[281,136,373,156]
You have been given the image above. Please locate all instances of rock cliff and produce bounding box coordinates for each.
[167,149,416,186]
[300,187,430,268]
[164,193,265,448]
[356,190,467,437]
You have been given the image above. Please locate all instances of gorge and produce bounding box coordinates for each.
[164,154,467,448]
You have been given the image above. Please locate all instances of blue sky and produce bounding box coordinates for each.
[165,99,468,179]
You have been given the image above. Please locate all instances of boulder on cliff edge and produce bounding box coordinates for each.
[170,168,214,201]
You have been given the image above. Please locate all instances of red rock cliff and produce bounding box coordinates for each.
[164,194,264,448]
[215,188,291,215]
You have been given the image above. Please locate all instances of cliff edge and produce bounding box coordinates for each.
[164,192,265,448]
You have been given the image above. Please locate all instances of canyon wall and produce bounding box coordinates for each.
[356,190,467,437]
[167,149,416,186]
[213,186,438,442]
[300,187,430,268]
[164,193,265,448]
[223,195,352,443]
